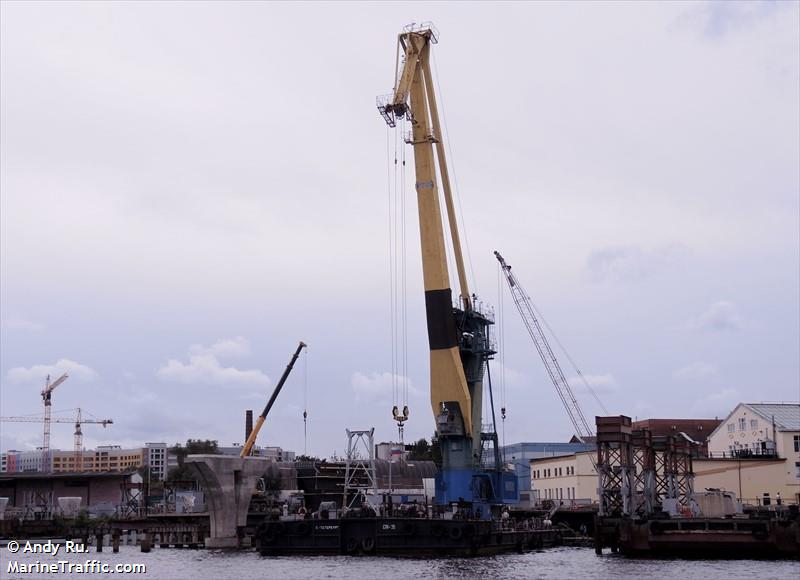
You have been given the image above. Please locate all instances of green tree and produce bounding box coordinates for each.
[406,436,442,466]
[166,439,219,482]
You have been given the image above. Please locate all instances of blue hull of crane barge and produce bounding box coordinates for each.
[435,470,519,516]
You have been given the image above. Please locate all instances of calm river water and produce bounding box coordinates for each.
[2,545,798,579]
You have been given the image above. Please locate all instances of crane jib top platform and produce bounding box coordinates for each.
[378,23,518,512]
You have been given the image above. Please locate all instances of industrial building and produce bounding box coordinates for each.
[632,418,721,457]
[1,449,47,473]
[51,446,145,473]
[501,442,594,506]
[530,404,800,506]
[530,450,596,505]
[217,445,295,462]
[2,444,177,476]
[0,470,141,517]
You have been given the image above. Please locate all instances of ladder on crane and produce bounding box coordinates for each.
[494,251,594,442]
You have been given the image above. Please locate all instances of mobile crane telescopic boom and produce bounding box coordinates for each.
[240,341,306,458]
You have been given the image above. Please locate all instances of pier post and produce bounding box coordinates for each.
[141,532,151,553]
[95,533,103,552]
[112,532,120,553]
[185,455,270,549]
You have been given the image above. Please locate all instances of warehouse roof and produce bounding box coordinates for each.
[744,403,800,431]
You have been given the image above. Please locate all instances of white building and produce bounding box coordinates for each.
[707,403,800,461]
[218,444,295,462]
[706,402,800,504]
[375,442,407,462]
[17,448,50,472]
[144,442,174,481]
[530,450,598,506]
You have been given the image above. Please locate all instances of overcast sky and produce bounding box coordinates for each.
[2,1,798,458]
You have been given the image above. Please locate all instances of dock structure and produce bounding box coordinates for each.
[185,455,270,548]
[594,415,800,557]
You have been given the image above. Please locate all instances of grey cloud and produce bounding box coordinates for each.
[693,301,744,332]
[672,361,719,381]
[157,339,271,387]
[586,244,687,283]
[7,359,98,385]
[687,1,784,39]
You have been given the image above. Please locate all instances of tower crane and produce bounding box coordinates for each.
[378,23,517,510]
[0,408,113,472]
[40,373,68,472]
[494,251,594,442]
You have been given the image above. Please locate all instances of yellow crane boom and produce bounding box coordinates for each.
[378,23,475,440]
[240,342,306,458]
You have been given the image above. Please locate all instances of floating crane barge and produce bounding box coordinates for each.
[257,22,560,557]
[257,516,562,557]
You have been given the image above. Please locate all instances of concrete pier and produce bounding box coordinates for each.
[186,454,270,549]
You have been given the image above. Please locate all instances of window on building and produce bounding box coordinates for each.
[750,419,758,430]
[795,462,800,478]
[738,418,746,431]
[727,423,735,433]
[794,435,800,453]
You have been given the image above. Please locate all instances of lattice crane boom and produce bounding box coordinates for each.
[39,373,69,472]
[1,408,113,473]
[494,251,593,442]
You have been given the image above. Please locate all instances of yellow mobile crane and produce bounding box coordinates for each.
[378,23,516,509]
[240,342,306,458]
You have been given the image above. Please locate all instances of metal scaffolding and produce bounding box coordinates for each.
[597,416,696,518]
[342,428,377,509]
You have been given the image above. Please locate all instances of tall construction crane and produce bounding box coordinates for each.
[378,23,517,510]
[240,342,306,458]
[0,408,113,472]
[494,251,594,442]
[40,373,69,472]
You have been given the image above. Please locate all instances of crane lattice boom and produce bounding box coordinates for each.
[1,408,113,473]
[494,251,593,442]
